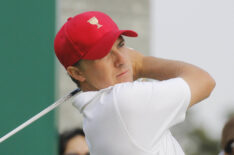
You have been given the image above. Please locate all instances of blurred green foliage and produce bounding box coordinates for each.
[187,128,219,155]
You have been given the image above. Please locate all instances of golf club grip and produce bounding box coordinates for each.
[0,88,81,143]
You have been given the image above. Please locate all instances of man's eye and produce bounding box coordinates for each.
[119,41,125,47]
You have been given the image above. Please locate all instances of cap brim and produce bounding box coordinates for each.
[82,30,138,60]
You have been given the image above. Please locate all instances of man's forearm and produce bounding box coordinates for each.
[138,56,196,80]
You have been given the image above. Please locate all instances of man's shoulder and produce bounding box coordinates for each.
[111,78,182,92]
[112,78,157,90]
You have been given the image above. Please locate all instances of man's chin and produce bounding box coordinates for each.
[118,78,133,84]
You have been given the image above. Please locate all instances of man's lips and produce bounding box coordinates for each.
[117,70,128,77]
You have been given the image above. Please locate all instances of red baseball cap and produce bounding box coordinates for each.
[54,11,138,68]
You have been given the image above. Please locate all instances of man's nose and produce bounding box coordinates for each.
[113,50,126,68]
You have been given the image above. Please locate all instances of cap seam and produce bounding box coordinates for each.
[64,23,86,62]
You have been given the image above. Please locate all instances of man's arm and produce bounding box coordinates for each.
[129,49,216,108]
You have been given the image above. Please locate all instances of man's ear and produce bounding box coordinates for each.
[67,66,86,82]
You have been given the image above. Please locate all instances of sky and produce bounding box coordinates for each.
[150,0,234,139]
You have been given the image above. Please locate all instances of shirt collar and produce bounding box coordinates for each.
[73,91,99,112]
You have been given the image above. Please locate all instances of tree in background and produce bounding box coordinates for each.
[171,110,234,155]
[187,127,219,155]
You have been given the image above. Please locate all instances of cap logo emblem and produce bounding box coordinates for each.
[87,17,103,29]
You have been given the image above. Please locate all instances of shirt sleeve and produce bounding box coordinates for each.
[113,78,191,148]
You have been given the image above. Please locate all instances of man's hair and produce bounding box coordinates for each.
[221,117,234,154]
[69,60,83,88]
[59,128,85,155]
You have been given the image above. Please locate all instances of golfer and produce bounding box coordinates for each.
[54,11,215,155]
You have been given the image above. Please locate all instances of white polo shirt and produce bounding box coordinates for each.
[73,78,191,155]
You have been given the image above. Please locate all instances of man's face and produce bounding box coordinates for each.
[78,36,133,91]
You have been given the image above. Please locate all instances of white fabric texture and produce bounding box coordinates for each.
[73,78,191,155]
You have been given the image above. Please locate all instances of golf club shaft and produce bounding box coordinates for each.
[0,88,81,143]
